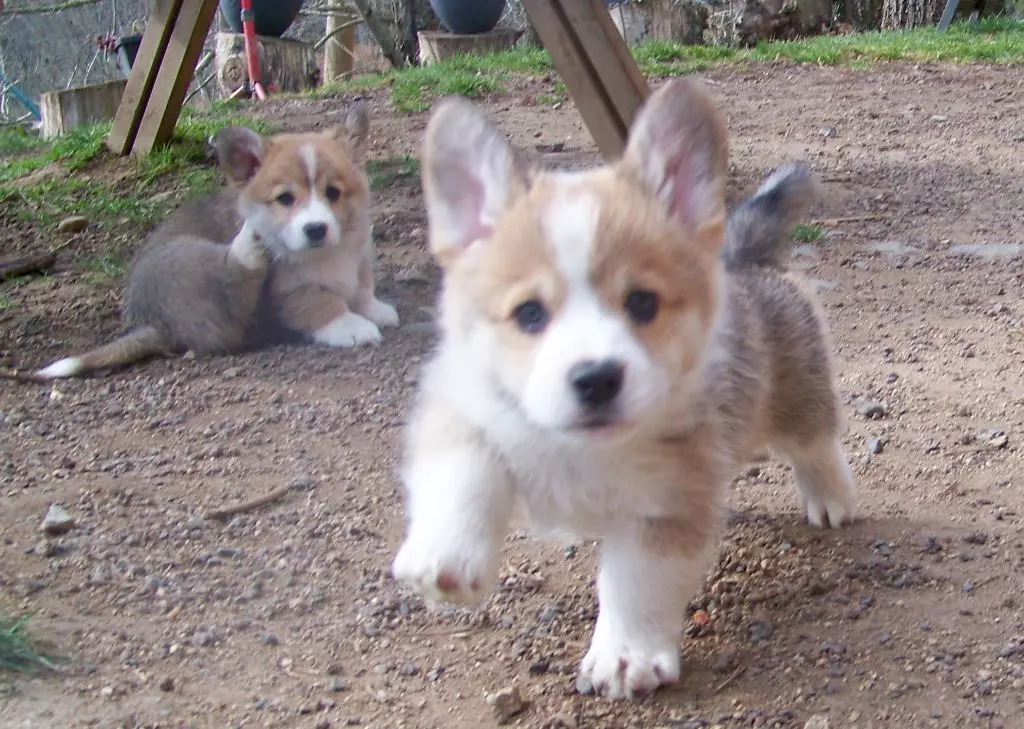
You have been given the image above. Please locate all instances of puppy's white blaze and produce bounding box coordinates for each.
[287,193,341,251]
[300,143,318,184]
[36,357,81,379]
[543,175,597,286]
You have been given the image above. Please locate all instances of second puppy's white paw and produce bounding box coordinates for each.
[313,312,382,348]
[357,297,400,329]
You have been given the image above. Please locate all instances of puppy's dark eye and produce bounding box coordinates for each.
[324,185,342,203]
[624,290,659,324]
[512,299,549,334]
[276,191,296,207]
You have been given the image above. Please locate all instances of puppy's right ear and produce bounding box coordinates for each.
[211,126,266,187]
[422,97,526,267]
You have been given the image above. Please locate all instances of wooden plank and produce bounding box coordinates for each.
[131,0,220,156]
[106,0,184,156]
[521,0,625,159]
[559,0,647,129]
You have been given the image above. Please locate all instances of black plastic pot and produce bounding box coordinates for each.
[218,0,305,38]
[428,0,506,34]
[115,34,143,76]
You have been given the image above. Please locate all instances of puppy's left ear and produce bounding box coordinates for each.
[622,78,729,257]
[422,96,528,267]
[211,126,267,187]
[331,100,370,162]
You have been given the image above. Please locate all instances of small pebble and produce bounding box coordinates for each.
[40,504,74,535]
[159,677,175,692]
[57,215,89,233]
[487,686,526,725]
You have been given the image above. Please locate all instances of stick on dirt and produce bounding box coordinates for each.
[0,252,56,282]
[205,483,298,521]
[812,214,883,226]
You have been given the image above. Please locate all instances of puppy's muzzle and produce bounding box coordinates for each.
[569,359,625,411]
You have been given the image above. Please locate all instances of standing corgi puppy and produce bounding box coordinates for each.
[392,79,857,700]
[36,102,398,379]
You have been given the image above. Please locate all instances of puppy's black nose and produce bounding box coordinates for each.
[304,222,328,246]
[569,360,625,408]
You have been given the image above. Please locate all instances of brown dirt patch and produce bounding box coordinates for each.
[2,62,1024,728]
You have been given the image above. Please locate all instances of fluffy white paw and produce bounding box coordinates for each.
[391,528,499,606]
[576,626,681,700]
[357,297,400,329]
[313,312,381,348]
[803,488,857,529]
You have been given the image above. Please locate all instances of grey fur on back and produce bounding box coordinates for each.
[722,163,819,271]
[124,235,265,355]
[708,162,840,459]
[140,188,244,251]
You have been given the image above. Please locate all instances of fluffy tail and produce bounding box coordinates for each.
[35,326,166,379]
[722,162,820,271]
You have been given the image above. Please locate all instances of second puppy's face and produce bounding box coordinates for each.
[212,103,370,257]
[425,80,730,436]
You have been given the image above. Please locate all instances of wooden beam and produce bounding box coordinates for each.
[521,0,648,160]
[131,0,219,156]
[106,0,184,156]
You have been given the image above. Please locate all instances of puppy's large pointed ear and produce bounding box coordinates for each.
[332,100,370,163]
[622,78,729,256]
[211,126,267,187]
[422,96,525,267]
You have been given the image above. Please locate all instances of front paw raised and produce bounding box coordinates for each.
[576,625,681,700]
[391,529,500,606]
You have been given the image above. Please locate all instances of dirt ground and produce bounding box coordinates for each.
[2,62,1024,729]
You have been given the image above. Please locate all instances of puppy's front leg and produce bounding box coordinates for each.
[578,519,719,700]
[392,403,514,605]
[350,237,399,329]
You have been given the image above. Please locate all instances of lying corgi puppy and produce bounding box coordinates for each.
[392,78,857,700]
[36,103,397,379]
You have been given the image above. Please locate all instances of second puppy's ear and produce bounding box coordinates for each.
[330,100,370,163]
[211,126,267,187]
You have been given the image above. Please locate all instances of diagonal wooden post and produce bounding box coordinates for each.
[520,0,648,160]
[107,0,185,155]
[131,0,221,155]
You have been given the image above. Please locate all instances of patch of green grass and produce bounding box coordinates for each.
[793,223,825,243]
[0,291,12,312]
[391,57,505,112]
[367,154,420,188]
[0,613,60,675]
[82,253,129,285]
[0,123,109,184]
[323,18,1023,112]
[0,126,45,156]
[0,177,166,229]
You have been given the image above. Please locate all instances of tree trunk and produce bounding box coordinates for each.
[881,0,943,28]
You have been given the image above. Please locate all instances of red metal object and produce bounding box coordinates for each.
[239,0,268,99]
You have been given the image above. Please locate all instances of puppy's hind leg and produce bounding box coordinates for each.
[777,435,857,529]
[277,285,382,348]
